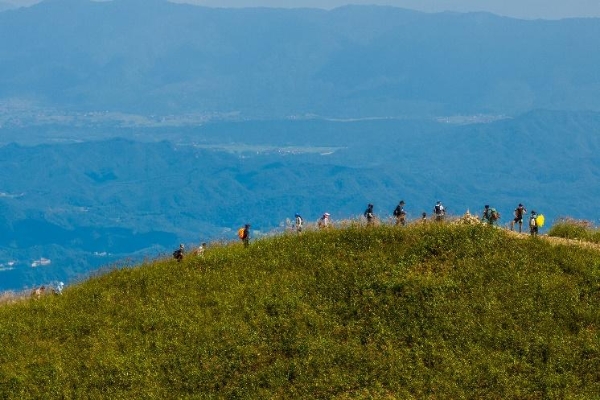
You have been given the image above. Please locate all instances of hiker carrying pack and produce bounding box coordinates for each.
[318,213,331,229]
[364,203,375,226]
[482,205,500,225]
[294,213,303,233]
[393,200,407,226]
[239,224,250,247]
[490,209,500,221]
[433,201,445,222]
[511,203,527,232]
[173,244,184,262]
[529,211,538,237]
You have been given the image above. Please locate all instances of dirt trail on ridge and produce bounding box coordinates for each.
[504,229,600,252]
[455,212,600,252]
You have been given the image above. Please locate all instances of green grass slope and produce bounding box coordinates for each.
[1,224,599,399]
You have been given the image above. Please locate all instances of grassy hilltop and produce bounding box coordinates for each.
[0,223,599,399]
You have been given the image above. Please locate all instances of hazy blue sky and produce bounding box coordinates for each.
[6,0,600,20]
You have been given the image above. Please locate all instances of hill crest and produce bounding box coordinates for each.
[1,222,598,397]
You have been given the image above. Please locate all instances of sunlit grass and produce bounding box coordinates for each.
[0,223,598,398]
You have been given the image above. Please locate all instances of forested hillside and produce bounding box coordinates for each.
[2,109,600,291]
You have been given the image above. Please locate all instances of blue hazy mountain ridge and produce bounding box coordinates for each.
[1,110,600,290]
[1,0,600,117]
[0,3,13,12]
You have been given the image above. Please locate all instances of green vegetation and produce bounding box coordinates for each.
[1,223,599,399]
[548,218,600,244]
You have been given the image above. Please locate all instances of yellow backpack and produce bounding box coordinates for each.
[535,214,545,228]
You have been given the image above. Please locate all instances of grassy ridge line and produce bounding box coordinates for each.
[0,223,599,398]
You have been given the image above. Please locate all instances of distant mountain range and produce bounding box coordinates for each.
[1,0,600,118]
[2,109,600,291]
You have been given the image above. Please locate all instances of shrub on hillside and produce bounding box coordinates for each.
[548,217,600,243]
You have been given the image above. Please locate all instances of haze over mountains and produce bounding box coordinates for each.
[2,0,600,117]
[1,0,599,290]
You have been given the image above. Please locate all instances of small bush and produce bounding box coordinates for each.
[548,217,600,243]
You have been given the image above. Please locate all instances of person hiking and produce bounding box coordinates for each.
[173,244,184,262]
[195,242,207,256]
[240,224,250,247]
[294,213,304,233]
[364,203,375,226]
[529,211,538,237]
[433,201,446,222]
[422,212,427,223]
[393,200,407,226]
[511,203,527,232]
[482,205,500,225]
[51,281,64,295]
[318,213,331,229]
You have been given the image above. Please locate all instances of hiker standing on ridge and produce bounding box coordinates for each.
[294,213,303,233]
[195,242,207,256]
[433,201,446,222]
[52,281,64,295]
[393,200,407,226]
[482,205,500,226]
[529,211,538,237]
[364,203,375,226]
[318,213,331,229]
[241,224,251,247]
[173,244,184,262]
[511,203,527,232]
